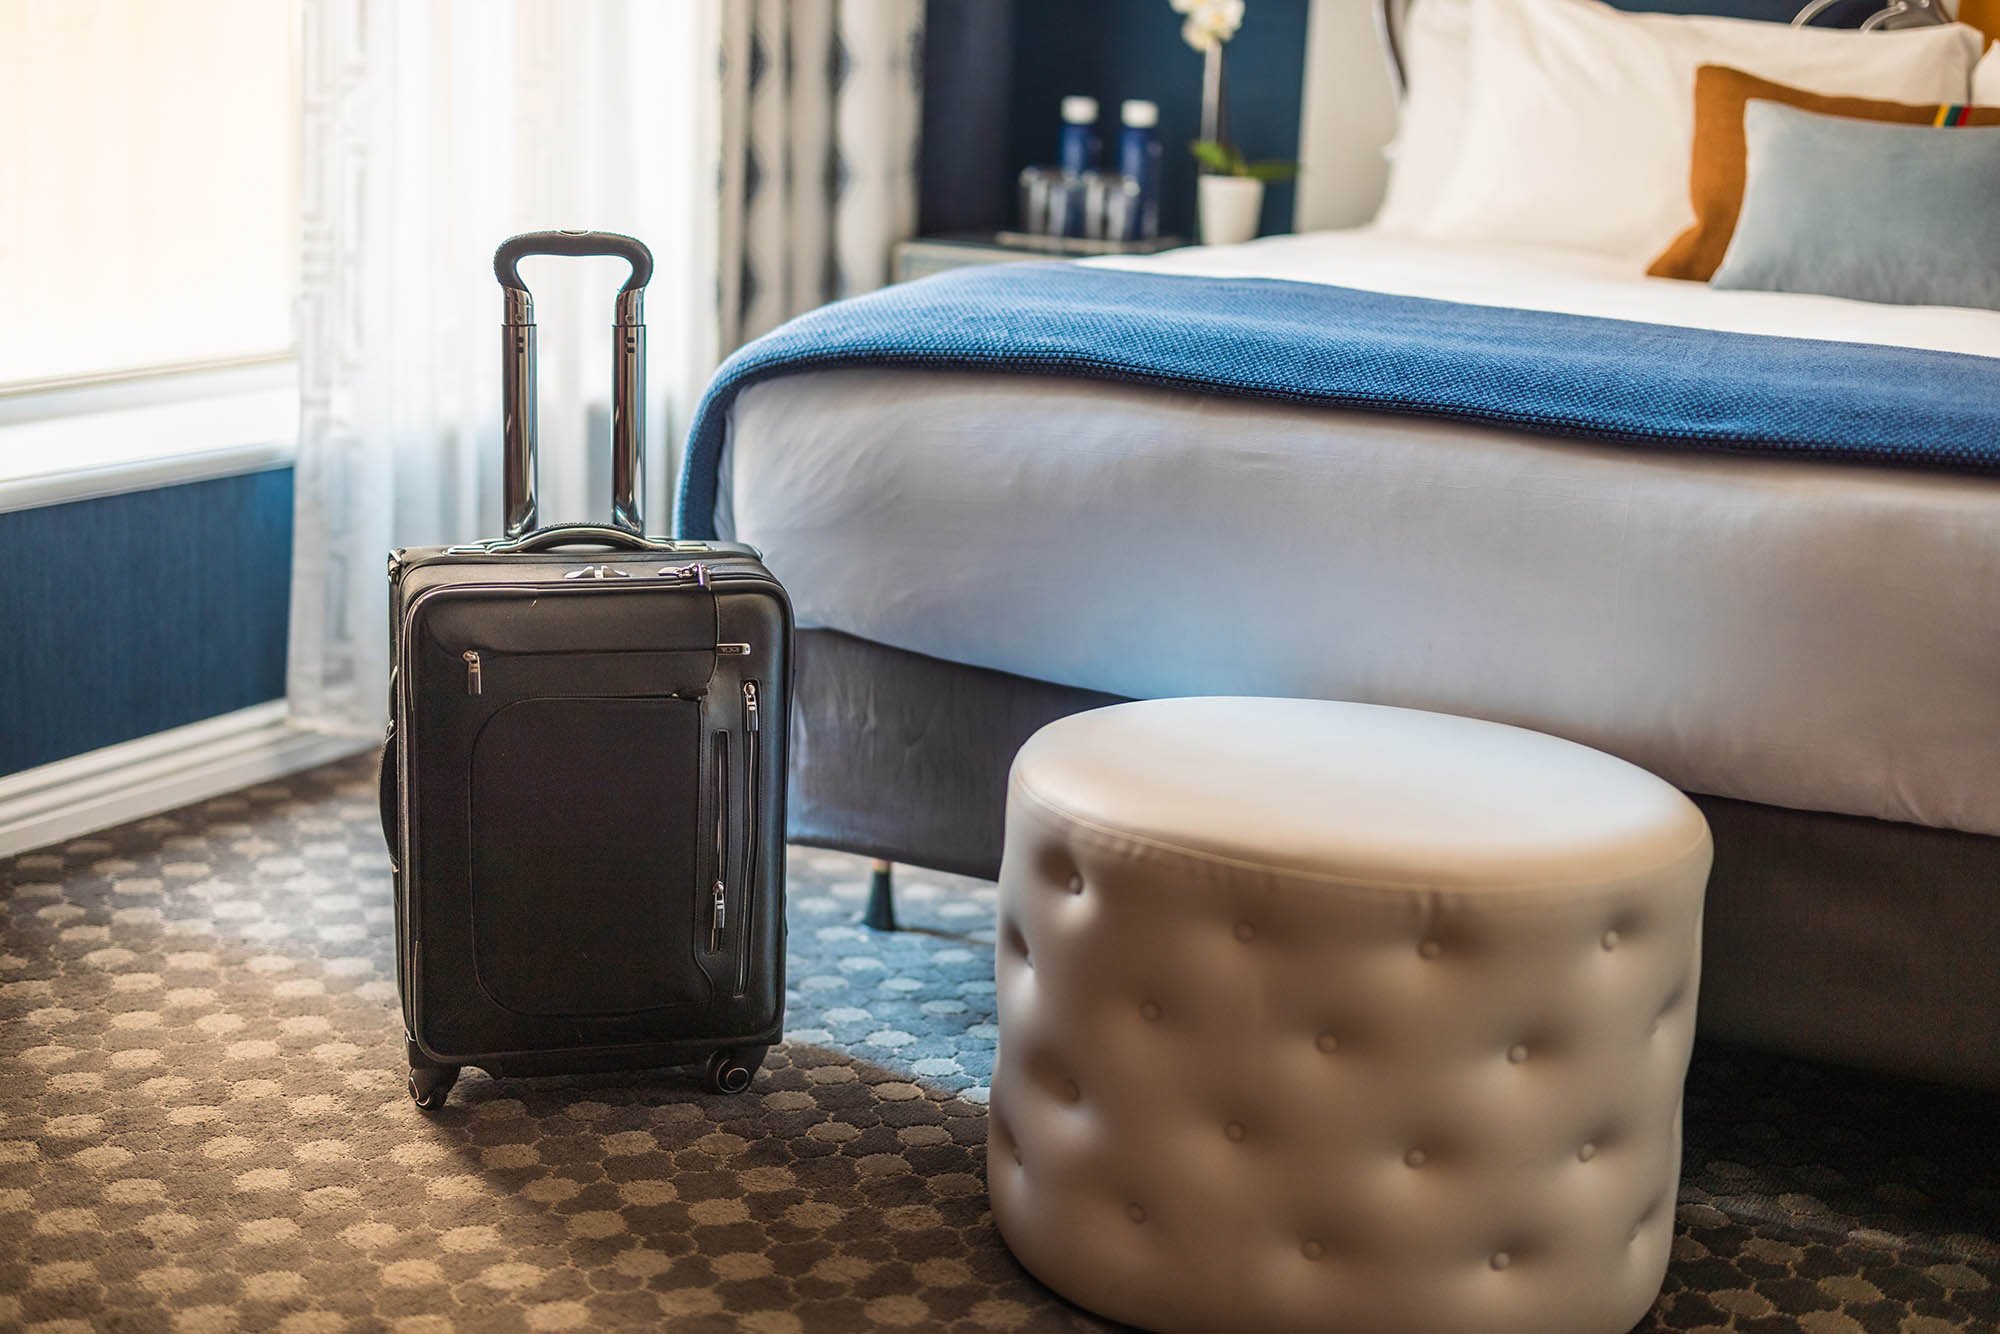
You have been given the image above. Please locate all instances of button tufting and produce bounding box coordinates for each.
[988,696,1709,1333]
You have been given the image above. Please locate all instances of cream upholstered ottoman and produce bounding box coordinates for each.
[988,698,1711,1334]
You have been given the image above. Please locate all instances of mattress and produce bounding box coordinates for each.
[714,229,2000,837]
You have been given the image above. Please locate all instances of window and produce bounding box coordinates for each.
[0,0,299,503]
[0,0,299,393]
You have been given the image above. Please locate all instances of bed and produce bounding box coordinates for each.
[687,0,2000,1087]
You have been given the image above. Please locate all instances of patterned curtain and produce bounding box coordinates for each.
[716,0,926,350]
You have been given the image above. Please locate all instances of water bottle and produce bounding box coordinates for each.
[1118,99,1163,241]
[1058,95,1100,178]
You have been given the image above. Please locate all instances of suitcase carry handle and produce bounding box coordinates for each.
[494,229,654,542]
[480,523,682,555]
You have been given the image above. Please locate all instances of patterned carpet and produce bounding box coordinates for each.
[1,755,1997,1333]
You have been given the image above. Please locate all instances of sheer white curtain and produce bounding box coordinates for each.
[289,0,923,738]
[288,0,718,735]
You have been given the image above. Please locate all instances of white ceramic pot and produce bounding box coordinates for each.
[1198,175,1264,246]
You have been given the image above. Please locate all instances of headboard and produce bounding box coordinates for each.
[1375,0,1951,92]
[1384,1,1944,90]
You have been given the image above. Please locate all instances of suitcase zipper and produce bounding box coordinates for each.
[709,732,730,953]
[463,651,483,695]
[736,680,761,996]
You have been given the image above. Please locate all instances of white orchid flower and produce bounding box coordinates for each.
[1170,0,1244,53]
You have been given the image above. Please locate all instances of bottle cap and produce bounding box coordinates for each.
[1121,99,1160,129]
[1061,95,1100,124]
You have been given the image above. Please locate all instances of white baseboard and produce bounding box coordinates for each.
[0,702,372,860]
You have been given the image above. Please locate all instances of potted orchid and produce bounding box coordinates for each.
[1173,0,1296,245]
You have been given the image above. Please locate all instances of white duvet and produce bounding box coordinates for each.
[717,230,2000,836]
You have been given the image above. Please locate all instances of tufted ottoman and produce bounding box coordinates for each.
[988,698,1712,1334]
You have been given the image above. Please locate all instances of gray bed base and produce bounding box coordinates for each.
[788,628,2000,1090]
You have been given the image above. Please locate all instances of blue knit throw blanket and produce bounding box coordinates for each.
[675,263,2000,538]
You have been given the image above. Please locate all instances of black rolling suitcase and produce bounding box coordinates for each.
[379,231,791,1110]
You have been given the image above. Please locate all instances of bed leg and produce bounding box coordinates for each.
[863,859,899,932]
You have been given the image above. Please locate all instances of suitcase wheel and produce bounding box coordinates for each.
[406,1037,461,1112]
[700,1047,765,1096]
[408,1063,459,1111]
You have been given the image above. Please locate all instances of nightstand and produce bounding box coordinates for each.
[892,231,1187,283]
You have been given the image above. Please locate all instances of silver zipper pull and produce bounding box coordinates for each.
[743,681,759,732]
[658,562,710,588]
[463,650,483,696]
[710,880,727,951]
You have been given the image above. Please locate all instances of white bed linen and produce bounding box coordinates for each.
[716,230,2000,836]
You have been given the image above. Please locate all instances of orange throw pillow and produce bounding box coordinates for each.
[1647,65,2000,283]
[1961,0,2000,49]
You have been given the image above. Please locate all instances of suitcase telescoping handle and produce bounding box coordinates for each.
[494,230,654,541]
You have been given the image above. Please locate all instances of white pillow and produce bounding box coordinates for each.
[1978,42,2000,104]
[1374,0,1473,232]
[1422,0,1984,264]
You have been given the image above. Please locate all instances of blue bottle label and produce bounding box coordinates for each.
[1059,123,1098,176]
[1118,128,1162,239]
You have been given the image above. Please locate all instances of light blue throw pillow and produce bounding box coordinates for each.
[1710,100,2000,312]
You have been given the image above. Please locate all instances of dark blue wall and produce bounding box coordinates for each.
[920,0,1018,235]
[1613,0,1873,16]
[920,0,1310,241]
[0,468,294,774]
[1007,0,1309,239]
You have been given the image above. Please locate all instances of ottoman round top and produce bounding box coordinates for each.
[1011,697,1707,891]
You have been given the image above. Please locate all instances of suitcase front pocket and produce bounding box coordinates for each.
[469,695,712,1016]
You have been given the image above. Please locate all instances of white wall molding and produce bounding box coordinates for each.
[0,364,298,515]
[0,703,372,859]
[0,442,296,516]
